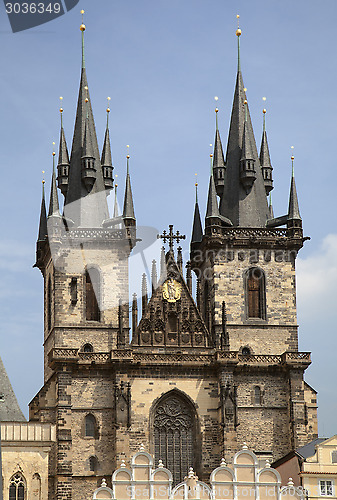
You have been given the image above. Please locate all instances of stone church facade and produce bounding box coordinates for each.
[27,19,317,500]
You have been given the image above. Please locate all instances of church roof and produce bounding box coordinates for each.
[219,34,270,227]
[0,356,26,422]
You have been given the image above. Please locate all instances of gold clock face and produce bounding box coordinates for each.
[162,279,182,303]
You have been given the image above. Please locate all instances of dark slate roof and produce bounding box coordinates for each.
[288,172,301,220]
[206,173,220,219]
[123,158,136,220]
[58,126,70,166]
[48,159,60,217]
[37,184,48,242]
[296,438,327,460]
[101,127,112,167]
[0,356,26,422]
[82,116,95,158]
[219,69,270,227]
[64,66,109,228]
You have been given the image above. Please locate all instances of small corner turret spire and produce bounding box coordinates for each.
[101,97,114,191]
[123,151,136,222]
[113,180,119,218]
[206,157,221,224]
[268,193,274,219]
[240,99,257,192]
[259,100,274,195]
[57,98,70,197]
[212,100,226,196]
[37,175,47,243]
[191,176,203,245]
[48,145,61,218]
[288,154,301,222]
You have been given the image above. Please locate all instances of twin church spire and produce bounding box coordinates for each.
[192,18,302,244]
[38,16,135,239]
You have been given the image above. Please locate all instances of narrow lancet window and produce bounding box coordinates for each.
[246,268,266,319]
[85,268,100,321]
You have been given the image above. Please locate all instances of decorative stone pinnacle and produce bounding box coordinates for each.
[121,460,126,468]
[139,443,145,451]
[158,459,164,468]
[101,478,107,487]
[288,478,294,487]
[242,442,248,450]
[221,458,227,466]
[265,459,271,468]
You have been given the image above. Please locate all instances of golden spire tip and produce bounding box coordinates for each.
[80,9,85,31]
[263,109,266,114]
[215,108,219,113]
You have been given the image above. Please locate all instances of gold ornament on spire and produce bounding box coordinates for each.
[236,14,241,37]
[80,9,86,31]
[42,170,45,184]
[59,96,63,113]
[195,173,198,187]
[126,145,130,158]
[52,141,56,156]
[107,96,111,113]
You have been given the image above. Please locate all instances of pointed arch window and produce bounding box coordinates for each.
[85,268,100,321]
[153,392,197,485]
[254,386,262,405]
[89,455,98,472]
[246,268,266,319]
[9,473,25,500]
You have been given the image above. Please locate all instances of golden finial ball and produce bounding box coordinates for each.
[215,107,219,113]
[263,109,266,114]
[80,23,86,32]
[52,152,56,156]
[127,155,130,159]
[115,183,118,188]
[85,98,89,103]
[210,154,213,158]
[291,155,295,160]
[236,28,241,37]
[244,99,247,105]
[107,108,110,113]
[60,108,63,113]
[42,179,45,184]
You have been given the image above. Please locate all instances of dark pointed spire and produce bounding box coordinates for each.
[260,108,273,195]
[288,156,301,221]
[101,101,114,191]
[48,151,60,217]
[177,247,183,272]
[57,104,70,197]
[220,23,269,227]
[123,155,136,222]
[213,107,226,197]
[186,261,192,293]
[191,181,203,244]
[64,19,109,228]
[38,180,48,242]
[132,293,138,338]
[206,166,220,221]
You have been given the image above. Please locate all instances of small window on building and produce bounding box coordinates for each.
[320,480,333,496]
[246,268,266,319]
[83,343,93,353]
[9,473,25,500]
[242,347,251,356]
[89,455,98,472]
[254,386,262,405]
[85,268,100,322]
[85,413,97,438]
[168,312,178,333]
[332,451,337,463]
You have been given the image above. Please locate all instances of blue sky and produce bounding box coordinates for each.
[0,0,336,438]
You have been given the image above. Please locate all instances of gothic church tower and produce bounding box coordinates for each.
[30,18,317,500]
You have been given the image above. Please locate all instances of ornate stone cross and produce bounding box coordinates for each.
[157,225,186,251]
